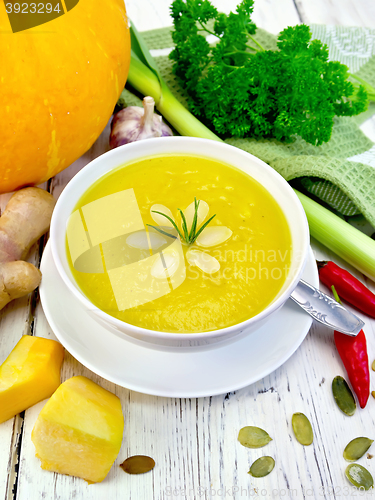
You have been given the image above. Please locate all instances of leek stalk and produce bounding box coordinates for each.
[295,191,375,280]
[128,57,220,141]
[126,24,375,282]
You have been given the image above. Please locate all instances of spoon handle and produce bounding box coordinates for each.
[290,279,365,336]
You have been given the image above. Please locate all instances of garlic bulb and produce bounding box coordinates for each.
[109,96,173,148]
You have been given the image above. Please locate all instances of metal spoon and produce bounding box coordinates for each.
[290,279,364,336]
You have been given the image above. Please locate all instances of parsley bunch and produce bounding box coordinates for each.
[169,0,370,146]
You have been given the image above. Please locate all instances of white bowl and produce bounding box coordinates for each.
[50,137,309,348]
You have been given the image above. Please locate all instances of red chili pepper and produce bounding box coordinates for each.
[318,261,375,318]
[334,329,370,409]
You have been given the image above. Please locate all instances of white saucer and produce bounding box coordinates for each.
[40,242,318,398]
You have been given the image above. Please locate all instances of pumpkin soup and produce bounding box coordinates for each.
[67,154,292,333]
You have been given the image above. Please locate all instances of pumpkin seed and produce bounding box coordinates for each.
[248,456,275,478]
[238,426,272,448]
[372,359,375,371]
[332,376,356,416]
[343,437,374,462]
[120,455,155,474]
[372,391,375,399]
[291,413,313,446]
[345,464,374,490]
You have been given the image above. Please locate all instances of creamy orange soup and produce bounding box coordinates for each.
[67,154,292,333]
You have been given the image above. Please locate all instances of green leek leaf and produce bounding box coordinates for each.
[130,21,162,83]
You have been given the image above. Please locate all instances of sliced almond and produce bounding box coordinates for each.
[127,230,166,250]
[196,226,232,248]
[148,232,168,251]
[150,204,175,227]
[186,249,220,274]
[150,250,180,279]
[126,231,150,250]
[184,200,209,232]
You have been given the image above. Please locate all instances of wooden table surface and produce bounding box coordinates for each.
[1,1,375,499]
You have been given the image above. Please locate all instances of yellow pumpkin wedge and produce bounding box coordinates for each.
[0,0,130,193]
[31,376,124,483]
[0,335,64,424]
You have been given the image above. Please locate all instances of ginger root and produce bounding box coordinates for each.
[0,187,55,310]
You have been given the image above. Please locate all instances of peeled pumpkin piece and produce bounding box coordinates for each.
[31,376,124,483]
[0,335,64,424]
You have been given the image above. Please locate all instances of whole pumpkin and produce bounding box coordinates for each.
[0,0,131,194]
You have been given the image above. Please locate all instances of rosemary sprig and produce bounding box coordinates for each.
[147,198,216,245]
